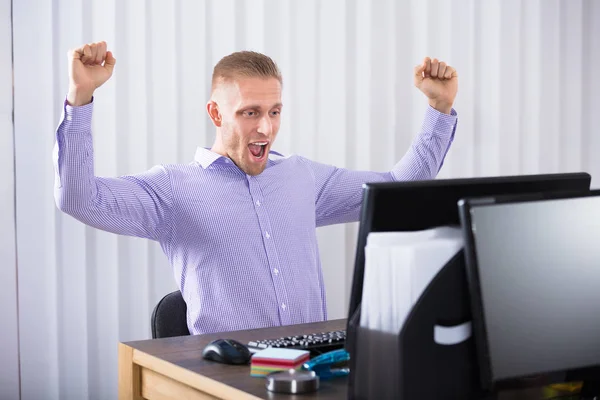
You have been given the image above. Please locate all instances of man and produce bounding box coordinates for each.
[54,41,458,335]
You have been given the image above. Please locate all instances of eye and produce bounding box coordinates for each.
[270,110,281,117]
[243,110,257,117]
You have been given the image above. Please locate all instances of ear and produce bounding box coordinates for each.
[206,101,222,127]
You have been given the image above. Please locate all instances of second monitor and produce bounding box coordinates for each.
[460,189,600,393]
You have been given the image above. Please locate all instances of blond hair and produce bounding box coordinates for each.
[211,51,282,92]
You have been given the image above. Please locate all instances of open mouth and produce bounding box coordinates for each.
[248,141,268,161]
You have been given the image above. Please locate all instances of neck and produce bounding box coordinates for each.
[210,132,227,157]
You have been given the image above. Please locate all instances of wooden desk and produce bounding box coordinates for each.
[119,319,348,400]
[119,319,567,400]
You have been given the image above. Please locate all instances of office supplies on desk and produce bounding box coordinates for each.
[250,348,310,377]
[119,319,349,399]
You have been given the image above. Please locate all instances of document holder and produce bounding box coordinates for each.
[346,249,482,400]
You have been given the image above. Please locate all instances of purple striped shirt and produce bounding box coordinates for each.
[53,99,457,335]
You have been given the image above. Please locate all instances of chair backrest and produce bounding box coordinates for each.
[151,290,191,339]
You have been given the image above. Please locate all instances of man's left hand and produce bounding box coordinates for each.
[414,57,458,115]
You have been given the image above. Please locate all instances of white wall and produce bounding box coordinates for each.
[0,0,20,399]
[8,0,600,399]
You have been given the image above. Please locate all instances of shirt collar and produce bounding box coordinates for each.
[194,147,226,169]
[194,147,287,169]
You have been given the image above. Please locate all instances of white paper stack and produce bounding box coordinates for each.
[359,226,464,334]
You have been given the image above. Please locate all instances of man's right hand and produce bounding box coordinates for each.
[67,41,116,106]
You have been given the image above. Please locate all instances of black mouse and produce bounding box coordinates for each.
[202,338,252,365]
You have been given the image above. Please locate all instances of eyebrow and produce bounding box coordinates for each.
[238,103,283,111]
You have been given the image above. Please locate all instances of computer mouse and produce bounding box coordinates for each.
[202,338,252,365]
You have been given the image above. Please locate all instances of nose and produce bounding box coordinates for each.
[257,115,273,136]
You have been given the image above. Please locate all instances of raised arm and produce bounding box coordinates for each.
[54,41,173,241]
[307,57,459,227]
[303,105,456,227]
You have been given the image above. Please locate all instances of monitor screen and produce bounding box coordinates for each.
[460,190,600,389]
[346,172,591,331]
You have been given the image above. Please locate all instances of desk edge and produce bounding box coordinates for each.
[132,347,263,400]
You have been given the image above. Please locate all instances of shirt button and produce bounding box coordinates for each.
[281,303,286,310]
[256,200,261,206]
[273,268,279,275]
[265,231,271,239]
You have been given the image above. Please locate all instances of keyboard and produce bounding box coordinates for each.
[247,329,346,356]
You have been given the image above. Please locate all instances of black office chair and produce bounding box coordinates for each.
[151,290,191,339]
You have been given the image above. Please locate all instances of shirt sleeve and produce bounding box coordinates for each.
[53,99,173,241]
[304,106,458,227]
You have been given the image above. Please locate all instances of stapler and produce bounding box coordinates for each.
[302,349,350,380]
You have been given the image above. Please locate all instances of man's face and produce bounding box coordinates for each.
[210,77,282,176]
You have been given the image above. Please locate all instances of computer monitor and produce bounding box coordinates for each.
[459,189,600,392]
[346,172,591,330]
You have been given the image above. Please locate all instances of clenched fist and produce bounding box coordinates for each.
[414,57,458,115]
[67,41,116,106]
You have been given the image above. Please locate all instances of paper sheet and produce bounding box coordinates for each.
[359,226,464,334]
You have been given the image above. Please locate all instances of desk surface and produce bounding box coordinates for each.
[120,319,348,400]
[119,319,564,400]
